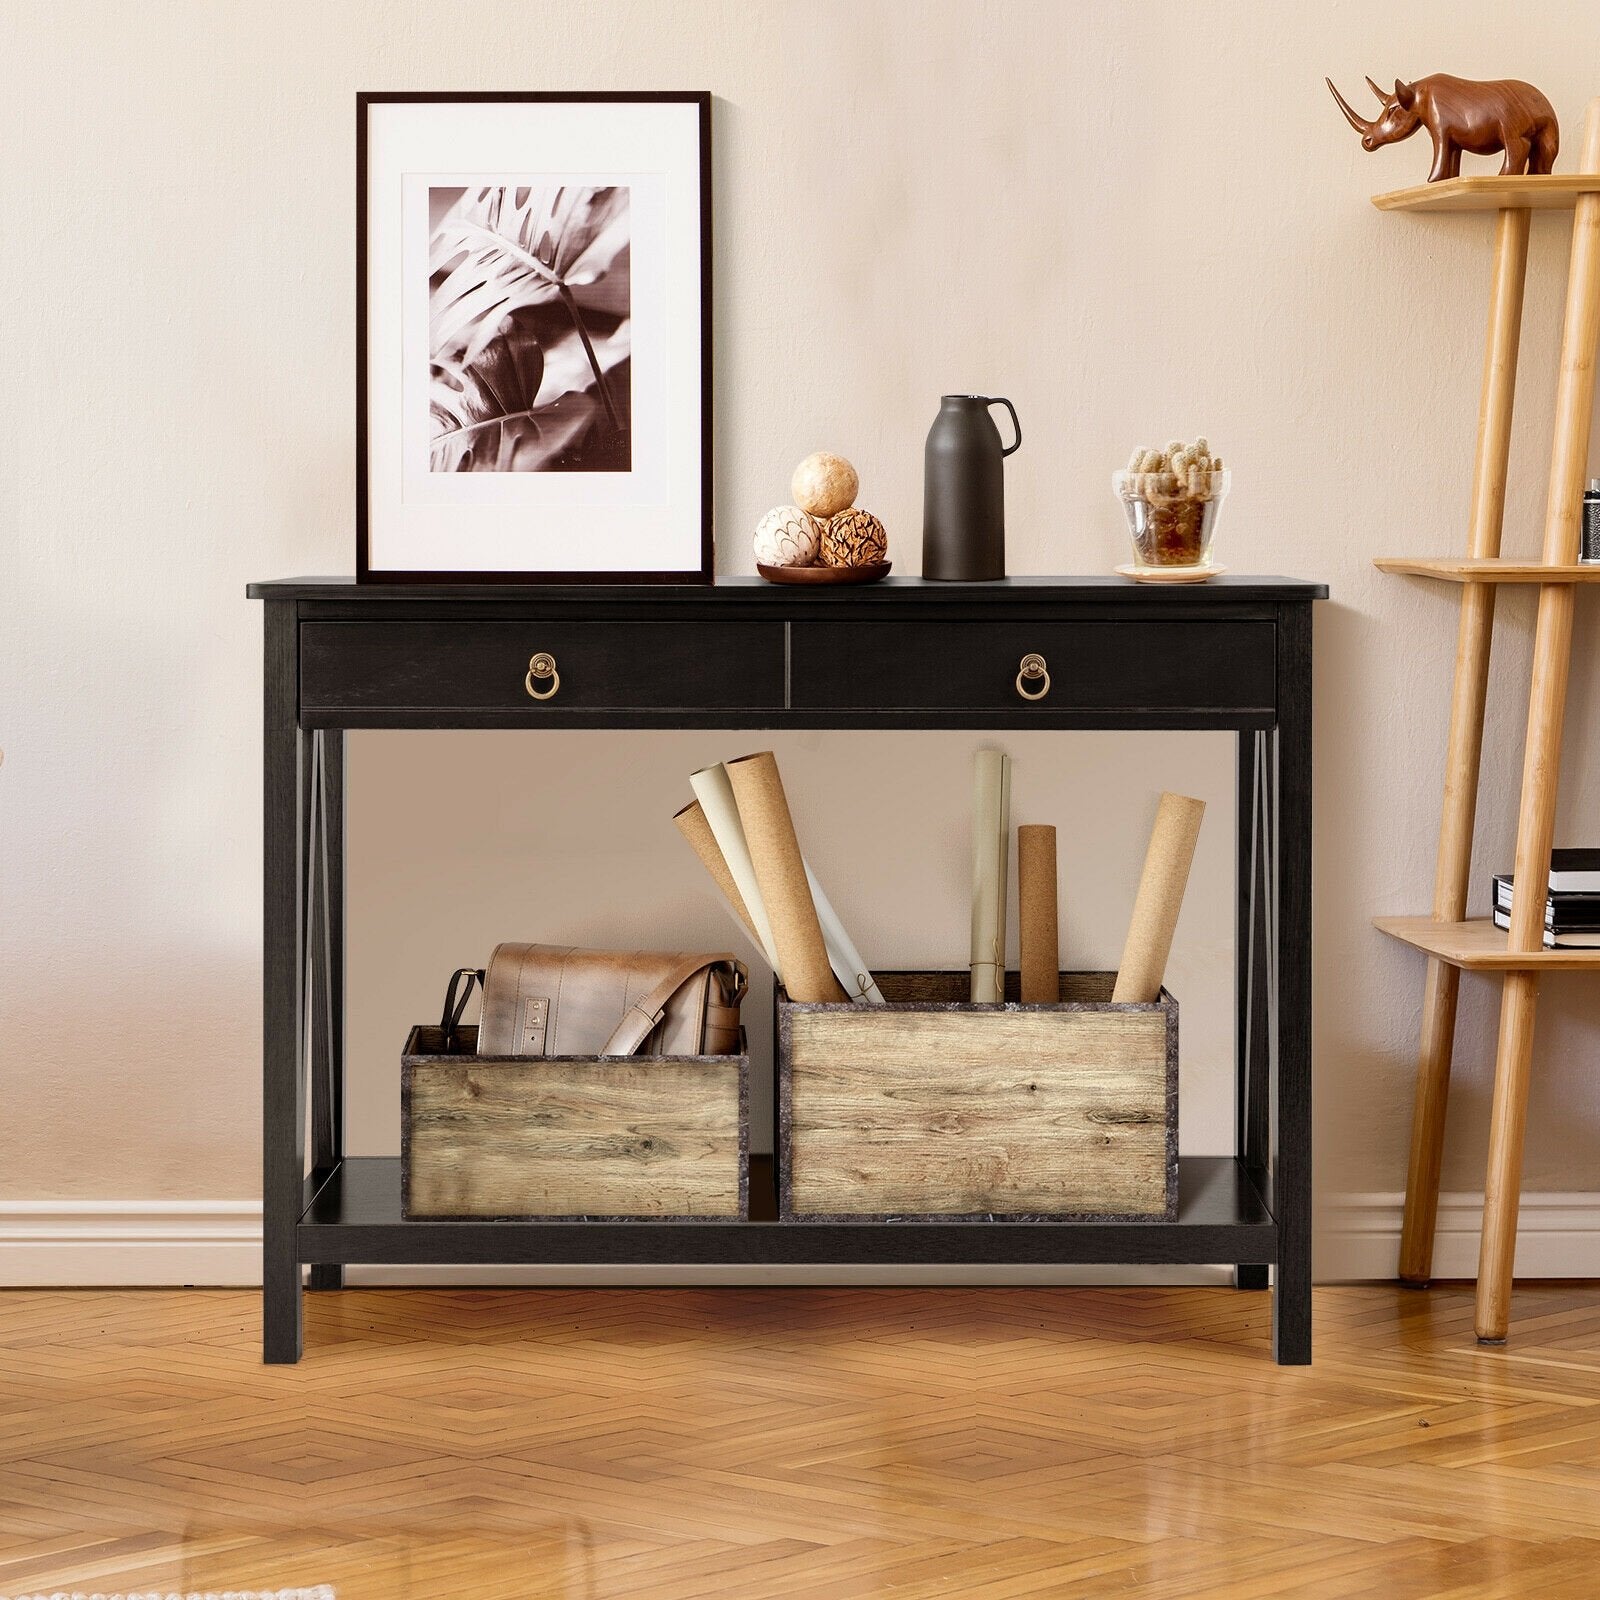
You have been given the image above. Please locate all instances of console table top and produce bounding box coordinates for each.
[249,574,1328,603]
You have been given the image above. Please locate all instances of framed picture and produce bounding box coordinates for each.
[357,91,712,584]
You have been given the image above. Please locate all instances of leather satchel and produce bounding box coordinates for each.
[456,944,746,1058]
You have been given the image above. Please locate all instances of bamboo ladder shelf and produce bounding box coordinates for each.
[1372,103,1600,1343]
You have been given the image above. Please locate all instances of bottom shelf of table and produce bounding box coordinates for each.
[298,1155,1277,1266]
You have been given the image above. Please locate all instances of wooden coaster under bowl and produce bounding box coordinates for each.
[757,561,893,586]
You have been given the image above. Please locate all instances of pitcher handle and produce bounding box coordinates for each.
[988,397,1021,456]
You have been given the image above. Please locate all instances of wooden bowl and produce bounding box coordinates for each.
[757,560,892,586]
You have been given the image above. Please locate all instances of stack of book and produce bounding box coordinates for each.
[1492,849,1600,948]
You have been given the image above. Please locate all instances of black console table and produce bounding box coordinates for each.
[249,575,1325,1365]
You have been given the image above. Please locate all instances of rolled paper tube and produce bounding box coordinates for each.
[970,750,1010,1003]
[1017,824,1060,1004]
[805,861,886,1005]
[689,764,781,972]
[1112,792,1206,1003]
[686,763,879,998]
[673,799,766,957]
[998,756,1011,991]
[725,751,846,1003]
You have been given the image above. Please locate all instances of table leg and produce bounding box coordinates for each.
[263,602,305,1362]
[1272,606,1314,1364]
[1234,729,1271,1292]
[308,729,345,1293]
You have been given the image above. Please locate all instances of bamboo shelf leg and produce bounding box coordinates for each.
[1476,99,1600,1343]
[1398,206,1530,1285]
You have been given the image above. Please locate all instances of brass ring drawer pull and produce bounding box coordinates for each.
[1016,653,1050,701]
[525,652,560,700]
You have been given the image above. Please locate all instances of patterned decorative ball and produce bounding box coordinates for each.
[752,504,823,567]
[790,452,859,519]
[822,507,888,567]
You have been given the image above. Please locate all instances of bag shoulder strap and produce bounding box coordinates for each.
[600,953,739,1057]
[440,967,485,1051]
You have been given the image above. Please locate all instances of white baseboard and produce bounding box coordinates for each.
[0,1200,263,1286]
[1319,1190,1600,1281]
[4,1193,1595,1288]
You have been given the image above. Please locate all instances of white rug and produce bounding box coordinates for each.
[1,1590,334,1600]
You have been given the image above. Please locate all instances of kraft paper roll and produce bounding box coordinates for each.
[673,799,765,957]
[726,752,847,1003]
[970,750,1011,1003]
[1113,792,1206,1003]
[1018,824,1060,1004]
[689,764,781,972]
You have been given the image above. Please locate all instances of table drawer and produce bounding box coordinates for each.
[300,622,786,712]
[791,621,1275,712]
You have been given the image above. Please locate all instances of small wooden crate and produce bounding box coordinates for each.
[778,972,1176,1222]
[401,1024,749,1220]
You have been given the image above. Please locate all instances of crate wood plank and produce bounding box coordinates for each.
[404,1051,746,1220]
[781,978,1175,1220]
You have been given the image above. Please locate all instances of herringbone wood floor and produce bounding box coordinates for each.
[0,1286,1597,1598]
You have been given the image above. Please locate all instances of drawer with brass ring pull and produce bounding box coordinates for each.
[301,621,786,715]
[789,620,1274,714]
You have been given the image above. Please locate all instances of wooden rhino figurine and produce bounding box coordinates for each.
[1326,74,1558,182]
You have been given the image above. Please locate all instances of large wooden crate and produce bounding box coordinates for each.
[401,1024,749,1220]
[778,972,1176,1221]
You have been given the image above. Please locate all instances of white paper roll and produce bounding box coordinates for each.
[806,862,886,1004]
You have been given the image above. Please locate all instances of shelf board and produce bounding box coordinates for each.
[1372,175,1600,213]
[1374,557,1600,583]
[1374,915,1600,971]
[299,1156,1277,1266]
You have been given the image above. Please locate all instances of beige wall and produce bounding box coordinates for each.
[5,1,1600,1276]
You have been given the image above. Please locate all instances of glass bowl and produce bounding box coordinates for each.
[1112,467,1229,569]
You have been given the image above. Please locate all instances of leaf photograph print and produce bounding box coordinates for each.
[428,185,631,473]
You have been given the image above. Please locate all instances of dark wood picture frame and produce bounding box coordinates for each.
[356,91,714,585]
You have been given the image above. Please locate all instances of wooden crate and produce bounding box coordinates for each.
[778,972,1176,1221]
[401,1024,749,1220]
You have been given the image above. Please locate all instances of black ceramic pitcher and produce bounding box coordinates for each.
[921,394,1021,581]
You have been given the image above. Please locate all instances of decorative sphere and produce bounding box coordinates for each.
[821,507,888,567]
[790,452,859,519]
[752,504,823,567]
